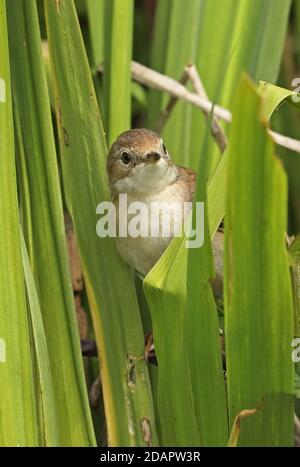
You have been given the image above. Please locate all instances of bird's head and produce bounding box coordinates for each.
[107,128,178,197]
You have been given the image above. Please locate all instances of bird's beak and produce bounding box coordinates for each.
[146,151,161,162]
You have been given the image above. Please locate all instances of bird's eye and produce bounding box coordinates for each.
[121,151,132,164]
[162,143,167,155]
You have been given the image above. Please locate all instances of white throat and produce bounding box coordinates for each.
[113,158,178,197]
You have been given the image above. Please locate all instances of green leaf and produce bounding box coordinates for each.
[144,236,200,446]
[148,0,202,167]
[224,77,294,446]
[0,0,38,446]
[289,235,300,337]
[86,0,105,66]
[103,0,134,145]
[144,121,228,446]
[186,120,228,446]
[7,0,96,446]
[20,230,58,446]
[288,235,300,267]
[259,81,300,119]
[150,0,291,172]
[44,0,158,447]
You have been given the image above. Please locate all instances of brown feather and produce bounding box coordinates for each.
[173,165,197,202]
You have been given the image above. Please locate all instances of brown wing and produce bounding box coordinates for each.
[174,166,197,202]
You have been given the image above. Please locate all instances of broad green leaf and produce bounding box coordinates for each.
[224,77,294,446]
[292,262,300,338]
[103,0,133,145]
[147,0,172,123]
[144,75,300,447]
[150,0,291,171]
[148,0,202,167]
[289,235,300,337]
[0,0,37,446]
[144,236,200,446]
[44,0,158,447]
[207,80,300,243]
[270,56,300,234]
[86,0,105,66]
[7,0,96,446]
[258,81,300,119]
[144,125,228,446]
[288,235,300,267]
[189,0,291,171]
[186,124,228,446]
[21,231,58,446]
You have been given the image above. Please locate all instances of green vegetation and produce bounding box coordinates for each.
[0,0,299,447]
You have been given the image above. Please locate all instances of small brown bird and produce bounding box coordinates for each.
[107,128,224,293]
[107,129,198,273]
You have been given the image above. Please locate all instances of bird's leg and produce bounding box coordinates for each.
[80,339,98,357]
[144,331,157,366]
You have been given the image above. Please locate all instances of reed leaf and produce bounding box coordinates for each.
[86,0,105,66]
[186,125,228,446]
[44,0,158,446]
[150,0,291,171]
[144,234,200,446]
[0,0,37,446]
[144,76,300,447]
[7,0,96,446]
[224,77,294,446]
[148,0,201,166]
[259,81,300,119]
[20,230,58,446]
[103,0,134,145]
